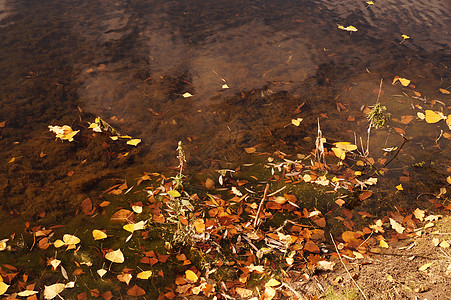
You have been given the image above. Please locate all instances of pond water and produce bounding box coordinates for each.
[0,0,450,217]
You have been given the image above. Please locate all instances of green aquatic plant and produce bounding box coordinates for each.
[366,103,391,129]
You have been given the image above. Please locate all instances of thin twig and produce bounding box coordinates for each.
[267,185,286,197]
[254,184,270,228]
[330,233,368,300]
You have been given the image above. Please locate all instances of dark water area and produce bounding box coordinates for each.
[0,0,450,218]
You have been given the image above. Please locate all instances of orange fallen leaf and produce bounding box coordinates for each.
[439,88,450,94]
[127,285,145,296]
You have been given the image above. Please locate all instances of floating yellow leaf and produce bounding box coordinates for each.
[97,269,107,278]
[446,115,451,130]
[123,221,146,233]
[337,24,358,32]
[54,239,65,248]
[222,84,229,89]
[331,147,346,160]
[366,1,374,5]
[0,282,9,296]
[417,112,425,120]
[182,92,193,98]
[291,118,303,126]
[396,184,403,191]
[17,290,38,296]
[63,234,80,245]
[168,190,181,198]
[92,230,107,240]
[48,125,79,142]
[447,176,451,185]
[126,139,141,146]
[439,88,450,94]
[418,262,432,271]
[425,110,443,123]
[389,218,405,234]
[137,270,153,279]
[380,240,389,248]
[44,283,65,299]
[334,142,358,151]
[185,270,198,283]
[392,76,411,87]
[401,34,410,40]
[105,249,125,263]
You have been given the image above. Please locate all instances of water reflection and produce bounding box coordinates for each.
[0,0,449,215]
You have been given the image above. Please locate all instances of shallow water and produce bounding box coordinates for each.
[0,0,450,216]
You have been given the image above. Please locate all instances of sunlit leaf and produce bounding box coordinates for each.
[401,34,410,40]
[92,230,107,240]
[193,219,205,234]
[334,142,358,151]
[48,125,79,142]
[117,273,132,285]
[265,278,281,288]
[126,139,141,146]
[440,241,450,248]
[50,259,61,270]
[331,147,345,160]
[389,218,405,234]
[366,1,374,5]
[413,208,425,221]
[380,240,389,248]
[53,239,65,248]
[0,282,9,296]
[44,283,65,299]
[396,184,403,191]
[167,190,181,198]
[185,270,198,283]
[137,270,153,279]
[132,205,143,214]
[222,84,229,89]
[263,286,276,300]
[63,234,80,245]
[97,269,107,278]
[337,24,357,32]
[236,287,253,298]
[105,249,125,263]
[447,115,451,130]
[0,239,8,251]
[439,88,450,94]
[291,118,303,126]
[425,110,443,123]
[418,262,432,271]
[17,290,38,296]
[392,76,411,86]
[182,92,193,98]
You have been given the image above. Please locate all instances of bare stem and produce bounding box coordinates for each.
[253,184,270,228]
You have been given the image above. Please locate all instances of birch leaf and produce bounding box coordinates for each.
[425,110,443,123]
[44,283,65,299]
[137,270,153,279]
[105,249,125,263]
[389,218,405,234]
[92,229,107,240]
[0,282,9,296]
